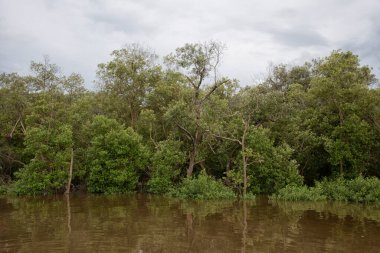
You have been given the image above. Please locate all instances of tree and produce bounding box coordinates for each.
[264,63,312,91]
[165,41,229,177]
[307,51,376,177]
[29,55,61,92]
[97,44,162,128]
[0,73,29,181]
[211,86,302,196]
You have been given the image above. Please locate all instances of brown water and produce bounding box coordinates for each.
[1,194,380,253]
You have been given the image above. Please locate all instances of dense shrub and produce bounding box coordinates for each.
[272,176,380,203]
[271,185,326,201]
[147,140,186,194]
[318,176,380,202]
[168,172,236,200]
[12,125,73,195]
[86,116,149,194]
[247,127,303,194]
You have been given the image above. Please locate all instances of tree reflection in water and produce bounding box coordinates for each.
[0,195,379,252]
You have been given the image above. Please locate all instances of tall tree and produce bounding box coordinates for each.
[306,51,376,177]
[97,44,162,128]
[165,41,228,177]
[0,73,29,181]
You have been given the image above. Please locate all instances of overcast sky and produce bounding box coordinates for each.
[1,0,379,88]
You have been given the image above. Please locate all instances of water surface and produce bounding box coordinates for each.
[1,194,379,252]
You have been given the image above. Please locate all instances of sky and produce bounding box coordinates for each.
[1,0,379,88]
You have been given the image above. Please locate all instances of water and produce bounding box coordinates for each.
[1,194,379,252]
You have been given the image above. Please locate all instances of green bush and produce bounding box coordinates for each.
[86,116,149,194]
[168,172,236,200]
[0,184,8,195]
[147,177,173,194]
[12,124,73,195]
[318,176,380,203]
[147,140,186,194]
[272,176,380,203]
[317,177,350,201]
[246,127,303,194]
[271,184,326,201]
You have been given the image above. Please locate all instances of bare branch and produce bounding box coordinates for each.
[9,116,21,138]
[0,153,25,166]
[207,142,216,154]
[210,132,242,145]
[176,123,195,144]
[20,119,26,134]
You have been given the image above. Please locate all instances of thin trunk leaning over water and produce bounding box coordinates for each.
[65,148,74,194]
[241,120,249,198]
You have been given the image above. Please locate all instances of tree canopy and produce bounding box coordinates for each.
[0,43,379,199]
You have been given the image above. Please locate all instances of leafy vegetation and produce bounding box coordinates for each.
[272,176,380,203]
[0,43,379,202]
[12,124,73,195]
[271,185,327,201]
[147,140,186,194]
[86,116,149,194]
[168,172,236,200]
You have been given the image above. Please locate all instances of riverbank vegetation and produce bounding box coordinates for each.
[272,176,380,202]
[1,42,379,201]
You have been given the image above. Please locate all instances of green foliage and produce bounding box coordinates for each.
[12,124,73,195]
[168,172,236,200]
[324,115,374,177]
[1,47,379,198]
[86,116,149,194]
[273,176,380,203]
[147,140,186,194]
[306,51,377,177]
[318,176,380,202]
[246,127,303,194]
[0,184,8,195]
[272,185,326,201]
[97,44,162,127]
[224,168,252,196]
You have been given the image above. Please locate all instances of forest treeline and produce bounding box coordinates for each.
[1,42,379,200]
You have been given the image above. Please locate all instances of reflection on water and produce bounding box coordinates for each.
[1,194,379,252]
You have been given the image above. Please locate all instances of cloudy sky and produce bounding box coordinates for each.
[1,0,379,88]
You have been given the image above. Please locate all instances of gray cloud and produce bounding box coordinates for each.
[270,28,328,48]
[0,0,379,87]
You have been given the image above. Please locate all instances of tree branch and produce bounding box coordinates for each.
[176,123,195,144]
[20,119,26,134]
[9,116,21,138]
[201,79,229,104]
[0,153,25,166]
[186,76,197,89]
[210,131,242,145]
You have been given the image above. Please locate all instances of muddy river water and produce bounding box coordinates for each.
[1,194,379,252]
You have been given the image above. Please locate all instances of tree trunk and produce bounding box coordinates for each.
[241,120,249,198]
[242,155,247,198]
[65,148,74,195]
[338,106,344,176]
[187,144,197,177]
[187,102,201,177]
